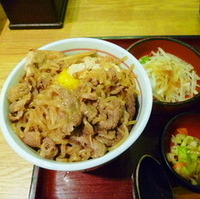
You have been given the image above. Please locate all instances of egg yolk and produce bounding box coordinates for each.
[55,69,80,89]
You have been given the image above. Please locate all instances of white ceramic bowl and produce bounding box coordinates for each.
[0,38,152,171]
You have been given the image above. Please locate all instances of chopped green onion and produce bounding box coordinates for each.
[139,56,151,64]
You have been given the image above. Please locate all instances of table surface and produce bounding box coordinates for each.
[0,0,200,198]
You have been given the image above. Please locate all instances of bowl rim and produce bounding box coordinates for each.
[0,37,153,171]
[134,154,174,199]
[160,111,200,193]
[127,36,200,58]
[127,36,200,106]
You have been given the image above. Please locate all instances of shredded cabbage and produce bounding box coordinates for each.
[139,48,200,102]
[167,129,200,185]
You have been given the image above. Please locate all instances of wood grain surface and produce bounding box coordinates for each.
[0,1,200,199]
[0,4,6,34]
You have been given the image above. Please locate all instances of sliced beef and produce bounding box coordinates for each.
[39,138,58,159]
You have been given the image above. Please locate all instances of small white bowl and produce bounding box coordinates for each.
[0,38,152,171]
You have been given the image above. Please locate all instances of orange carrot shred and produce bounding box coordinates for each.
[176,128,188,135]
[173,162,187,169]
